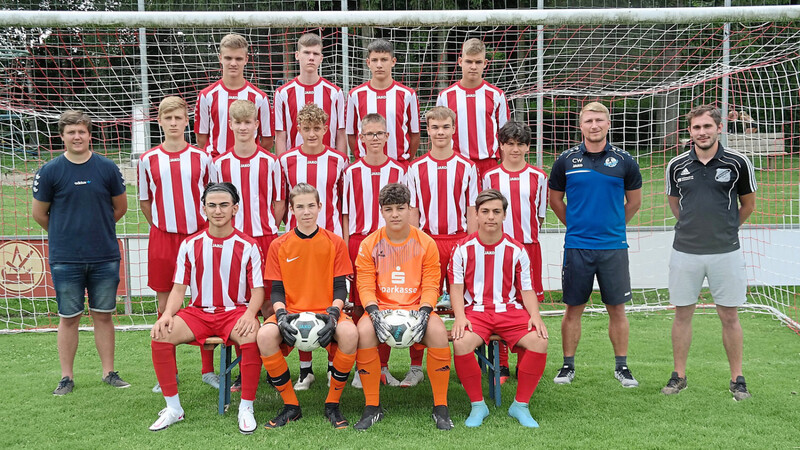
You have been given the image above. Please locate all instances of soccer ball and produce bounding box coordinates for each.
[290,311,326,352]
[382,309,420,349]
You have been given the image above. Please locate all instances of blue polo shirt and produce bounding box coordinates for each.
[33,153,126,264]
[549,142,642,250]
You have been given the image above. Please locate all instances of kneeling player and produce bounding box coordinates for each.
[257,183,357,429]
[451,189,548,428]
[149,183,264,434]
[354,183,453,431]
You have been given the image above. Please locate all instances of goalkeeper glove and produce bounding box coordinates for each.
[409,306,433,343]
[316,306,340,348]
[366,304,391,343]
[275,308,300,347]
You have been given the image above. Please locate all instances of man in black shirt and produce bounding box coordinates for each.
[663,105,757,401]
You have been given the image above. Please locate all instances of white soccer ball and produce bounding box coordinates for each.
[382,309,420,349]
[290,311,326,352]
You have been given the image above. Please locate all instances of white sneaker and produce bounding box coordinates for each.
[436,293,451,310]
[399,366,424,387]
[238,406,257,434]
[381,367,401,387]
[351,371,363,389]
[149,407,184,431]
[295,372,315,391]
[201,372,220,389]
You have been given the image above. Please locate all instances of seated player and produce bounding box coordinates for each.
[149,182,264,434]
[451,189,548,428]
[354,183,453,431]
[257,183,357,429]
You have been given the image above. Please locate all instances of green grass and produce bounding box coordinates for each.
[1,313,798,448]
[3,154,797,236]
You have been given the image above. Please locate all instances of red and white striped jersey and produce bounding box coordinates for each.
[174,229,264,314]
[449,232,532,313]
[346,81,420,161]
[212,147,283,237]
[194,80,273,157]
[343,158,407,236]
[274,77,345,149]
[482,164,548,244]
[436,81,510,161]
[407,152,478,236]
[280,146,348,236]
[138,143,215,235]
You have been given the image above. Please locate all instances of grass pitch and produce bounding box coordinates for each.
[1,313,798,449]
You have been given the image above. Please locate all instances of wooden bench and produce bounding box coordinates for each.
[203,337,241,414]
[725,133,785,170]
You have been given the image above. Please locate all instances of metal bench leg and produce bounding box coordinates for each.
[218,345,227,414]
[491,340,501,407]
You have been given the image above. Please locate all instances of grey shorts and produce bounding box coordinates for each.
[668,248,747,307]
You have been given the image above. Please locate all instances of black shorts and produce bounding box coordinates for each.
[561,248,632,306]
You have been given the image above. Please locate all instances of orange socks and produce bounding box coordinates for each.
[426,346,451,406]
[261,352,299,406]
[326,349,356,404]
[356,347,381,406]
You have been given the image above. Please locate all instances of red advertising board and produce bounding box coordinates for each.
[0,238,127,298]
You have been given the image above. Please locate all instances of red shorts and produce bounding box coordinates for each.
[523,242,545,302]
[348,233,369,306]
[264,312,354,356]
[148,227,190,292]
[253,234,277,294]
[431,233,466,292]
[176,305,247,346]
[466,306,533,351]
[473,158,500,181]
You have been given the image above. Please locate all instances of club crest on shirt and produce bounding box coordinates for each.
[715,168,731,183]
[604,157,618,168]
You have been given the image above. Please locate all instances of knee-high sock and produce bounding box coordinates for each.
[356,347,381,406]
[515,351,547,404]
[327,342,338,365]
[378,343,391,368]
[152,341,178,397]
[426,346,451,407]
[261,352,299,406]
[516,348,525,367]
[326,349,356,404]
[201,346,214,374]
[410,345,424,367]
[238,343,261,402]
[299,350,313,368]
[499,341,509,367]
[454,353,484,403]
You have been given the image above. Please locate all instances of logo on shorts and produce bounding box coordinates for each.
[715,168,731,183]
[0,241,46,295]
[604,157,618,168]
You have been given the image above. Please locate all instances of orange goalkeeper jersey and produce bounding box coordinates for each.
[265,228,353,313]
[355,226,440,310]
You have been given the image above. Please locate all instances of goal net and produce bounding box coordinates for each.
[1,8,798,332]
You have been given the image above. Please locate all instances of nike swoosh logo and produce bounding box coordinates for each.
[286,257,300,262]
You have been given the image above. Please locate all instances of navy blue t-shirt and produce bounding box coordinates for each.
[33,153,126,263]
[548,142,642,250]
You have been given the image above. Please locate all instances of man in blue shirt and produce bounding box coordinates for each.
[32,110,129,395]
[548,102,642,388]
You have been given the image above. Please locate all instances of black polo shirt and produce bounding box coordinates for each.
[665,143,757,254]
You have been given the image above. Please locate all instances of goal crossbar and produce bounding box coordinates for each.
[1,6,799,28]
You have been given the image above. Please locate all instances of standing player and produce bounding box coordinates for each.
[407,106,478,312]
[32,110,129,395]
[354,183,453,431]
[548,102,642,387]
[257,183,357,429]
[346,39,420,167]
[482,121,548,382]
[436,38,509,180]
[195,33,273,157]
[149,182,264,434]
[342,113,421,388]
[139,96,218,391]
[662,105,757,400]
[451,189,548,428]
[274,33,346,155]
[280,102,349,389]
